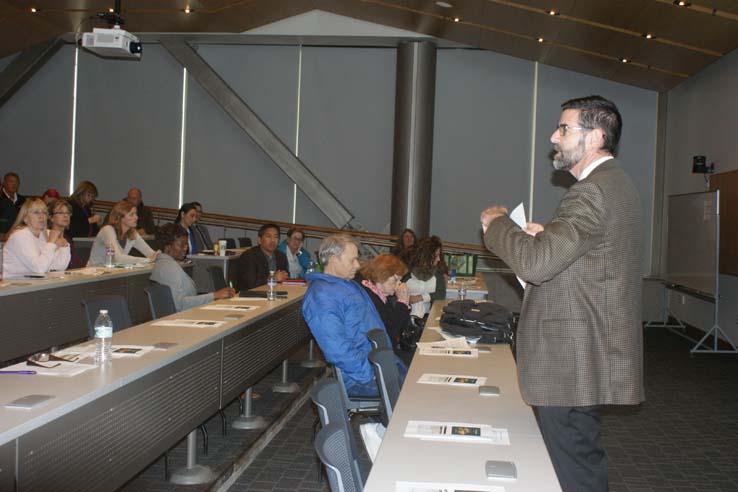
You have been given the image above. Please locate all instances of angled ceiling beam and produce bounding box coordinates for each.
[0,38,64,108]
[159,36,356,229]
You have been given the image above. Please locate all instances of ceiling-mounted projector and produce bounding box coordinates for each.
[81,26,142,59]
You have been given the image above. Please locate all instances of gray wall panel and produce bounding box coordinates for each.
[431,49,534,245]
[197,44,298,152]
[664,46,738,340]
[0,52,18,71]
[0,46,74,196]
[535,64,657,274]
[299,46,397,233]
[184,73,294,222]
[75,45,182,207]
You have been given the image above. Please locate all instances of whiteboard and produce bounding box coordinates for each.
[666,190,718,297]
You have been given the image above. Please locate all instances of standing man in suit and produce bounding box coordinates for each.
[480,95,644,491]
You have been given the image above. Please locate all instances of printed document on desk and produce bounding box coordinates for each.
[404,420,509,444]
[419,347,478,358]
[418,374,487,387]
[151,319,225,328]
[200,304,259,312]
[396,482,504,492]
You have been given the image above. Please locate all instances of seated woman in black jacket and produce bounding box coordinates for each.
[356,253,412,363]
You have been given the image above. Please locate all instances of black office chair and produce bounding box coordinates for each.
[207,265,227,290]
[366,328,390,350]
[81,295,133,339]
[368,348,403,427]
[144,283,177,319]
[314,422,364,492]
[237,237,252,248]
[334,366,380,417]
[218,238,236,249]
[310,380,365,483]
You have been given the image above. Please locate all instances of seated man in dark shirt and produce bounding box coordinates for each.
[236,223,289,290]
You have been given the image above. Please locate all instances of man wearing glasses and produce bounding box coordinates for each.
[480,95,644,492]
[277,227,312,279]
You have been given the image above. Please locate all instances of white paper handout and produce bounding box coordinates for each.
[200,304,259,312]
[417,374,488,387]
[416,338,470,350]
[151,319,225,328]
[418,347,478,358]
[404,420,510,445]
[5,360,95,377]
[396,482,505,492]
[509,202,527,289]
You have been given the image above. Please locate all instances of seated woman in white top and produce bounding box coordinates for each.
[404,237,439,318]
[2,198,71,278]
[87,200,158,266]
[150,223,235,311]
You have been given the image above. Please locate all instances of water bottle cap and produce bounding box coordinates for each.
[269,270,275,274]
[99,309,108,314]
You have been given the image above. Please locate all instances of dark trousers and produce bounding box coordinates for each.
[535,405,608,492]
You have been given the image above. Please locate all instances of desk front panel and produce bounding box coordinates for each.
[221,301,310,405]
[0,440,14,492]
[16,340,222,492]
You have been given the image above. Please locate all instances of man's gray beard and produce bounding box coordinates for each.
[550,140,584,171]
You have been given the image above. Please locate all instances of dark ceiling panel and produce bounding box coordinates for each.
[609,62,686,93]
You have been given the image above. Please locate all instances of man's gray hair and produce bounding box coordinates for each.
[319,234,359,266]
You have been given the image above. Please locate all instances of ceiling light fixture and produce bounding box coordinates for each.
[184,7,192,13]
[435,1,453,8]
[108,7,114,13]
[673,0,691,6]
[453,16,461,22]
[620,58,629,63]
[30,7,38,13]
[537,37,544,43]
[643,33,654,39]
[546,10,559,16]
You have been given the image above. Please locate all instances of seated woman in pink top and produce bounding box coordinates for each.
[2,198,71,278]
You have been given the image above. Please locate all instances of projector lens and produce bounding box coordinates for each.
[130,42,142,54]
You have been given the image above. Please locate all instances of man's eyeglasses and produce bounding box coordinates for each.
[555,123,592,137]
[290,236,304,242]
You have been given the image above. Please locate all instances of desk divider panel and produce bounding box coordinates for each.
[220,301,311,406]
[16,340,222,492]
[126,273,155,325]
[0,440,14,492]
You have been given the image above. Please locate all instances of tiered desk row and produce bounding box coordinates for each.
[364,301,562,492]
[0,269,309,492]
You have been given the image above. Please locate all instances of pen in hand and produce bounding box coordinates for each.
[0,370,37,375]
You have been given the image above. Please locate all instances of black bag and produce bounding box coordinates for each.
[440,300,514,344]
[399,315,424,352]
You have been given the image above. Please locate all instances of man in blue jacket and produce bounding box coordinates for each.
[302,234,391,397]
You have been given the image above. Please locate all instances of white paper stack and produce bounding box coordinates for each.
[418,347,478,358]
[396,482,505,492]
[150,319,225,328]
[404,420,509,445]
[417,374,487,387]
[200,304,259,312]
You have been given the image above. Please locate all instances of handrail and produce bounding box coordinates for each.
[94,200,506,266]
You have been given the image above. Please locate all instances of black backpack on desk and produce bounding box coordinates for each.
[440,300,514,344]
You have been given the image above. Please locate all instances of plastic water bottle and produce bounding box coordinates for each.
[458,282,467,301]
[449,269,457,285]
[306,261,315,275]
[267,270,277,301]
[94,309,113,364]
[105,243,115,267]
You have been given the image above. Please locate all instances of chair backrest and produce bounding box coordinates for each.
[334,366,380,413]
[81,295,133,339]
[314,422,363,492]
[366,329,390,350]
[368,348,402,426]
[218,238,236,249]
[310,379,363,474]
[237,237,252,248]
[207,265,227,290]
[144,282,177,319]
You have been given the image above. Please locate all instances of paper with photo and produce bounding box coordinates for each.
[417,374,487,387]
[151,319,225,328]
[200,304,259,312]
[404,420,509,445]
[396,482,505,492]
[418,347,478,358]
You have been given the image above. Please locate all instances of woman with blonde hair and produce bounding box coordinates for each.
[2,198,70,278]
[87,200,158,266]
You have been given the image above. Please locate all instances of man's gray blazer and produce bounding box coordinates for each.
[484,160,645,407]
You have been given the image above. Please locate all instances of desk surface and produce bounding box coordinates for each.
[446,272,489,300]
[364,301,560,492]
[0,265,155,297]
[0,284,306,447]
